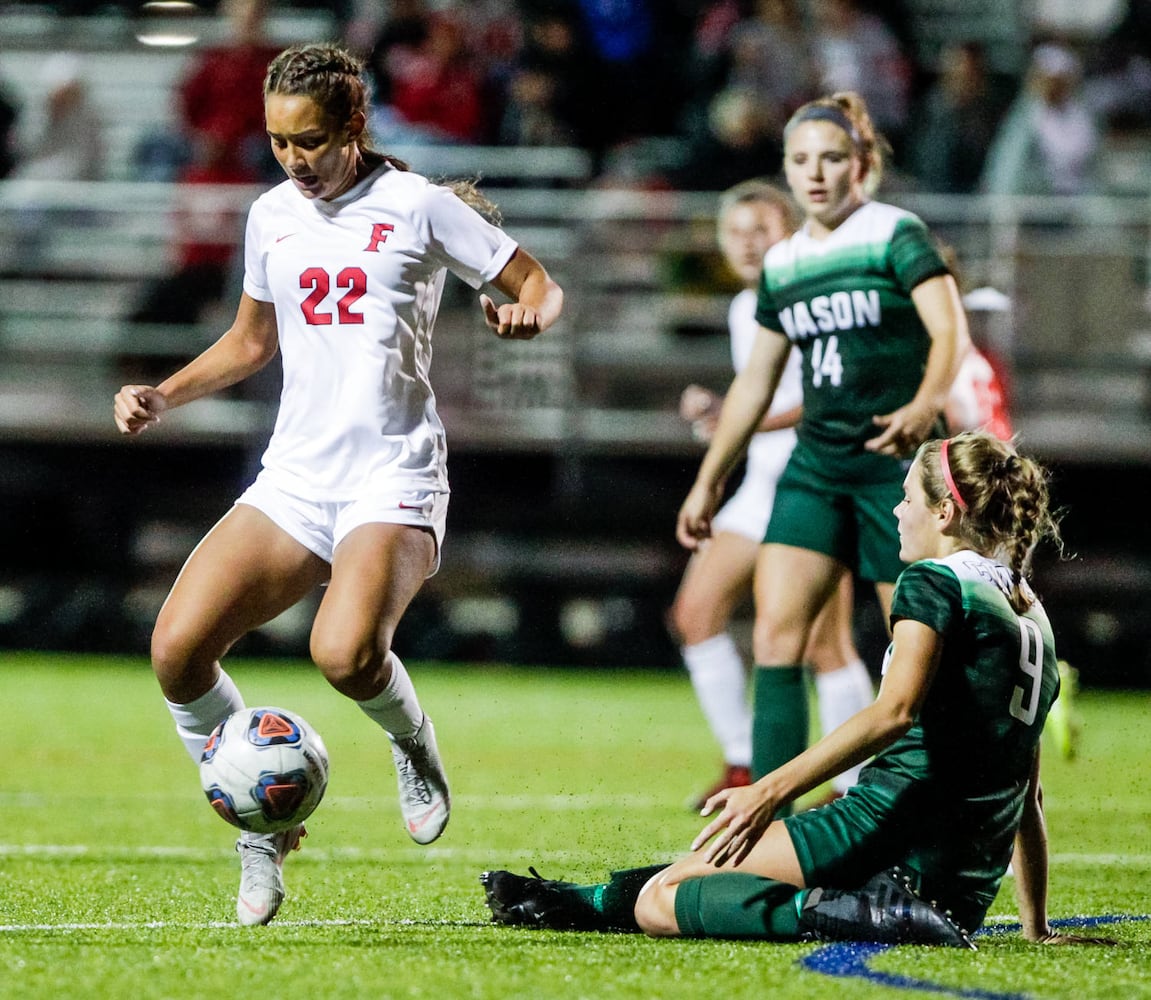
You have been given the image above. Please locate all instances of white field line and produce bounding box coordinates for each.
[0,792,668,810]
[4,914,1147,935]
[0,843,599,863]
[0,920,377,932]
[3,841,1151,868]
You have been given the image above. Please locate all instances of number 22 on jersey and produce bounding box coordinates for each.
[300,266,367,326]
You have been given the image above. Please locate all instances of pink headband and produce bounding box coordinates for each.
[939,439,968,512]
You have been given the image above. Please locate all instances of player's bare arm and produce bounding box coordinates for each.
[157,294,280,408]
[868,273,970,456]
[676,328,790,549]
[681,381,802,443]
[113,295,279,435]
[693,618,941,866]
[1013,749,1116,946]
[481,247,564,340]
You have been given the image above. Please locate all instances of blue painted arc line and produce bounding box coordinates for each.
[799,914,1149,999]
[977,914,1151,935]
[800,941,1028,1000]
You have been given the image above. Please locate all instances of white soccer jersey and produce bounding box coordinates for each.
[712,290,803,541]
[243,163,518,500]
[729,288,802,482]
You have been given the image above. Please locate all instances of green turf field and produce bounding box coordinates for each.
[1,652,1148,999]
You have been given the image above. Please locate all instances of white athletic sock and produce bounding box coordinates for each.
[682,632,751,768]
[815,659,875,793]
[355,653,423,740]
[165,668,245,765]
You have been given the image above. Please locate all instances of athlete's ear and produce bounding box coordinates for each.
[346,110,366,145]
[938,497,960,534]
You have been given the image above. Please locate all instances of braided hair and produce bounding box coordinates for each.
[263,43,409,172]
[916,431,1061,613]
[263,43,502,223]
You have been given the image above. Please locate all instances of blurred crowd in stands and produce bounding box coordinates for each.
[2,0,1151,198]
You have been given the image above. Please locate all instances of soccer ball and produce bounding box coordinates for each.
[199,707,329,834]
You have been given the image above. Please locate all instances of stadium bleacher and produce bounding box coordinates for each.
[2,7,1151,672]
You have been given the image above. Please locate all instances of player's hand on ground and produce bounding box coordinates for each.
[691,783,778,867]
[676,482,721,551]
[866,399,939,456]
[480,294,543,340]
[113,385,168,435]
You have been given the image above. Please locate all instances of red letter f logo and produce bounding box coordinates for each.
[364,223,395,252]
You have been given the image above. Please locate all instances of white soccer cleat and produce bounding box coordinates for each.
[389,716,450,845]
[235,824,305,926]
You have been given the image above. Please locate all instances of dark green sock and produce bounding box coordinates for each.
[568,864,669,931]
[751,665,809,816]
[674,873,805,939]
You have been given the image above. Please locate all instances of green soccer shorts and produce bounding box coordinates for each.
[764,469,906,583]
[783,785,998,933]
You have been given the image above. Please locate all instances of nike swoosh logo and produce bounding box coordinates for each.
[398,501,424,510]
[275,233,296,243]
[238,898,270,918]
[407,800,448,834]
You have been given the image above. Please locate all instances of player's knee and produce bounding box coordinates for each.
[806,635,857,672]
[633,881,681,937]
[150,616,216,701]
[670,592,724,647]
[667,595,697,644]
[752,616,808,664]
[310,630,387,697]
[150,621,184,680]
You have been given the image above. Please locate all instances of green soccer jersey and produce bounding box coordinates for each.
[863,551,1060,920]
[755,201,949,483]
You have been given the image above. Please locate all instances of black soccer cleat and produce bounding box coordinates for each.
[798,868,976,949]
[480,868,603,931]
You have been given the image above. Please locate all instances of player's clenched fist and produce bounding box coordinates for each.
[114,385,168,435]
[480,293,542,340]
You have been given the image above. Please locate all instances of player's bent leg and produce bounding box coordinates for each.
[155,506,328,765]
[152,504,328,704]
[635,821,805,937]
[646,867,974,946]
[807,575,873,796]
[669,532,757,644]
[148,507,327,925]
[310,522,435,699]
[314,523,449,843]
[804,571,857,672]
[672,533,760,808]
[752,545,844,665]
[633,875,682,936]
[165,669,246,765]
[750,548,847,792]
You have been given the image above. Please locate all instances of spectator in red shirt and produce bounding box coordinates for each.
[178,0,282,179]
[386,8,485,143]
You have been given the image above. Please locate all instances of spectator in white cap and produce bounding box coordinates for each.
[981,42,1100,196]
